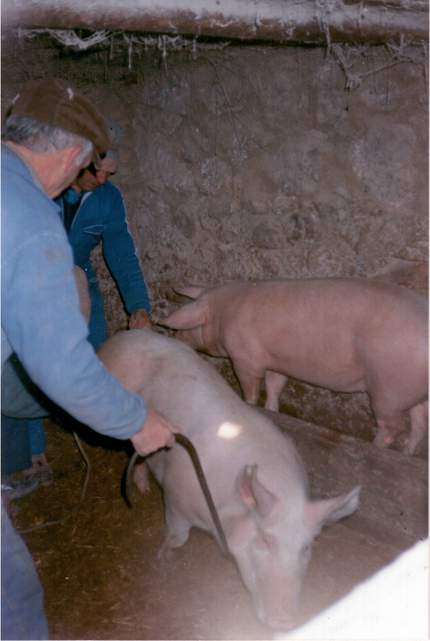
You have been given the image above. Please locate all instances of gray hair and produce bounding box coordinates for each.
[2,114,92,165]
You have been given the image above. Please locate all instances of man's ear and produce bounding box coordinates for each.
[69,144,90,169]
[55,144,83,174]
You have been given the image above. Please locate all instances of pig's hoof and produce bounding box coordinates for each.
[133,462,150,494]
[264,402,280,413]
[157,541,175,561]
[161,523,190,554]
[373,430,393,449]
[402,436,418,456]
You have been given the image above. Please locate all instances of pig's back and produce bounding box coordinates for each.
[105,329,307,508]
[217,278,427,393]
[130,329,301,459]
[221,278,425,333]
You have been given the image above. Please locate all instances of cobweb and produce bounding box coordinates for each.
[21,28,112,51]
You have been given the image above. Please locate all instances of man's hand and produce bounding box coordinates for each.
[130,408,175,456]
[129,309,151,329]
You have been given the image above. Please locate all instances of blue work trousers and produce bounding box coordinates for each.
[1,282,106,640]
[1,503,49,639]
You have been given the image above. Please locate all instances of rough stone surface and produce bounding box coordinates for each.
[2,33,427,444]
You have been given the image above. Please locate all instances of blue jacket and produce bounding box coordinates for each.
[1,145,147,439]
[58,182,151,315]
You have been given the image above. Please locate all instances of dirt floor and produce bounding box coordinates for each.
[8,411,428,640]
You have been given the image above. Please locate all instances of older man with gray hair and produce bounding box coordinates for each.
[1,78,174,639]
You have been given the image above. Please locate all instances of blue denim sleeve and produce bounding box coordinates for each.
[101,186,152,315]
[3,232,147,440]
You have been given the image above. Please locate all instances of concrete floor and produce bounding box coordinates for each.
[10,411,428,639]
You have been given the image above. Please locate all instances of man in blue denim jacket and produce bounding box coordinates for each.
[58,147,151,348]
[1,78,174,640]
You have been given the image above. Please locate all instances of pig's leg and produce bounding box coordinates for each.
[264,371,287,412]
[133,462,150,493]
[157,502,191,560]
[232,360,264,405]
[164,501,191,549]
[404,400,428,455]
[368,381,407,449]
[372,410,406,449]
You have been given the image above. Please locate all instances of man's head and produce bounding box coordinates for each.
[2,78,112,196]
[74,151,119,193]
[4,78,111,160]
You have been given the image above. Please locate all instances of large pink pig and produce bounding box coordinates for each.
[98,329,360,630]
[162,278,428,455]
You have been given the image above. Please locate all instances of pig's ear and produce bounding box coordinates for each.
[305,486,361,533]
[172,285,205,299]
[163,299,208,330]
[237,464,278,519]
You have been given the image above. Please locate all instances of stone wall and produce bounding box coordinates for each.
[2,33,428,443]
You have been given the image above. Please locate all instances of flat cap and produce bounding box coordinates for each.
[7,78,111,161]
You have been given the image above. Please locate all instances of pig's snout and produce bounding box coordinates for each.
[254,591,301,630]
[256,604,298,631]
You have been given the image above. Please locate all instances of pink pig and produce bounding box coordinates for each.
[98,329,360,629]
[163,278,428,455]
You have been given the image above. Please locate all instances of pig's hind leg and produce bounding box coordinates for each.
[405,400,428,455]
[367,375,408,449]
[370,380,427,454]
[371,396,407,449]
[373,413,405,448]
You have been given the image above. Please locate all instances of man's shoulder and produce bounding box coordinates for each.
[82,181,122,213]
[2,144,35,187]
[96,180,122,199]
[2,145,60,226]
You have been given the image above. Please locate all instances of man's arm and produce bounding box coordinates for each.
[102,185,152,317]
[3,230,161,446]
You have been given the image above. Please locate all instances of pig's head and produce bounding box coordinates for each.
[162,286,220,355]
[224,464,360,630]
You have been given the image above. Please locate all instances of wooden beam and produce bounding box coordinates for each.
[2,0,428,45]
[262,409,428,547]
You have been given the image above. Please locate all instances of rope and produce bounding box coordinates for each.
[124,432,231,558]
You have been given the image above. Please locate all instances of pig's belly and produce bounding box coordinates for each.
[266,355,367,393]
